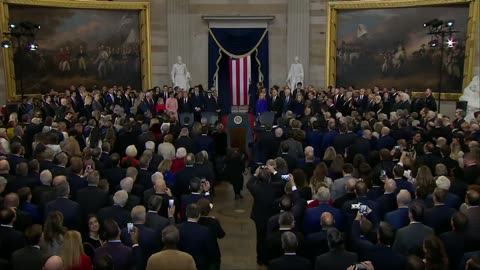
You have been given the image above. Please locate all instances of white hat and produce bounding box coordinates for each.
[435,176,451,190]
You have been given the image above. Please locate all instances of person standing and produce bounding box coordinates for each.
[225,149,245,199]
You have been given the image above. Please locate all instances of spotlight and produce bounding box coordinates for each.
[34,24,40,30]
[424,19,443,28]
[29,42,38,51]
[447,38,455,48]
[423,19,437,27]
[1,40,11,49]
[445,20,455,27]
[8,22,15,29]
[428,39,438,47]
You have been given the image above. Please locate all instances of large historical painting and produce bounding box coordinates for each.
[8,5,142,94]
[335,4,469,93]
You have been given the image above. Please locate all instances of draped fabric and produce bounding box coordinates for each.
[208,28,269,114]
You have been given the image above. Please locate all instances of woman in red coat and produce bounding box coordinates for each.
[171,147,187,174]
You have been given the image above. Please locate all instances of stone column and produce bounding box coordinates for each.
[167,0,191,84]
[287,0,310,85]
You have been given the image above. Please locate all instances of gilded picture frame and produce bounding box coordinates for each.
[0,0,152,100]
[326,0,479,100]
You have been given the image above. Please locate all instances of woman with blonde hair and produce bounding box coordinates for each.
[158,159,174,188]
[310,162,333,192]
[60,230,92,270]
[41,211,67,256]
[415,165,435,194]
[450,140,465,168]
[323,146,336,167]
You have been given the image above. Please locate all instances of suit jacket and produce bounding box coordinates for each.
[350,220,406,270]
[31,185,55,210]
[304,203,343,235]
[376,193,398,219]
[98,205,131,229]
[11,245,47,270]
[143,191,172,218]
[332,133,357,156]
[279,138,304,160]
[247,177,277,226]
[66,173,88,200]
[94,241,133,270]
[102,167,127,192]
[269,254,312,270]
[45,198,81,230]
[331,175,355,201]
[175,136,195,154]
[121,224,160,269]
[376,135,395,151]
[304,230,329,261]
[179,97,193,113]
[425,95,437,111]
[181,193,210,216]
[439,231,465,270]
[77,186,109,218]
[266,229,305,263]
[7,154,27,175]
[282,95,294,112]
[314,250,358,270]
[146,249,196,270]
[269,95,282,116]
[0,225,26,262]
[178,221,216,270]
[6,175,37,194]
[393,222,434,256]
[423,204,457,234]
[145,211,175,236]
[258,130,278,162]
[462,165,480,185]
[465,206,480,251]
[173,166,197,197]
[348,137,372,160]
[384,207,410,230]
[193,135,214,156]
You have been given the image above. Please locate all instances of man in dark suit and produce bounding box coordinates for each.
[304,187,343,234]
[193,126,214,156]
[7,162,37,193]
[102,154,127,192]
[181,178,210,217]
[137,124,156,157]
[333,178,357,209]
[423,188,457,234]
[440,212,468,270]
[314,227,358,270]
[31,170,55,209]
[178,204,216,270]
[66,157,88,200]
[257,126,277,162]
[424,88,437,111]
[120,206,161,268]
[269,88,282,118]
[175,128,195,154]
[282,89,294,113]
[0,208,26,263]
[304,212,334,262]
[305,122,323,158]
[174,154,198,197]
[332,124,357,156]
[98,190,131,229]
[355,89,369,114]
[462,153,480,185]
[193,153,215,185]
[411,96,425,114]
[137,157,154,190]
[350,214,406,270]
[179,91,193,113]
[342,181,380,228]
[94,219,135,270]
[143,174,174,219]
[348,130,372,160]
[392,165,415,198]
[266,212,305,263]
[76,171,109,219]
[7,142,27,175]
[44,180,81,230]
[269,231,311,270]
[3,193,32,232]
[376,127,395,151]
[417,143,442,174]
[393,201,434,257]
[191,87,205,122]
[385,190,411,230]
[464,188,480,251]
[11,224,46,270]
[376,179,398,219]
[145,195,175,236]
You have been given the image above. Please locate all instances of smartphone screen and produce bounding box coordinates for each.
[168,199,174,208]
[127,222,134,234]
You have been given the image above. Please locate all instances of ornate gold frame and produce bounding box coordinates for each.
[326,0,479,101]
[0,0,152,100]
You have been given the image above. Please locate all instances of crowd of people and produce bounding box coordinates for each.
[0,81,479,270]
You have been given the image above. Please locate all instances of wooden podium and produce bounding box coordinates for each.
[226,113,252,153]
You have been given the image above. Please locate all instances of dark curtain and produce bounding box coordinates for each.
[208,28,269,114]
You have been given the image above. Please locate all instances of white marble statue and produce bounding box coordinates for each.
[171,56,191,90]
[287,56,304,90]
[459,75,480,121]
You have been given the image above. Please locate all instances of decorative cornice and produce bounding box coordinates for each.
[202,16,275,22]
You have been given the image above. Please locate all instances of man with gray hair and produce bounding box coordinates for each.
[98,190,131,229]
[268,231,311,270]
[376,179,398,218]
[144,174,173,219]
[304,187,343,234]
[120,205,159,267]
[120,177,141,211]
[45,180,81,230]
[32,170,55,208]
[266,212,305,263]
[175,128,194,154]
[174,153,197,197]
[385,189,412,230]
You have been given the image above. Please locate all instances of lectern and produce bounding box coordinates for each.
[226,113,252,153]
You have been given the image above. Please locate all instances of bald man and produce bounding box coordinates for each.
[4,193,32,232]
[304,212,334,261]
[376,126,395,150]
[385,190,412,230]
[43,256,64,270]
[376,179,398,219]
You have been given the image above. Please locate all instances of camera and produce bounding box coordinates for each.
[281,174,289,181]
